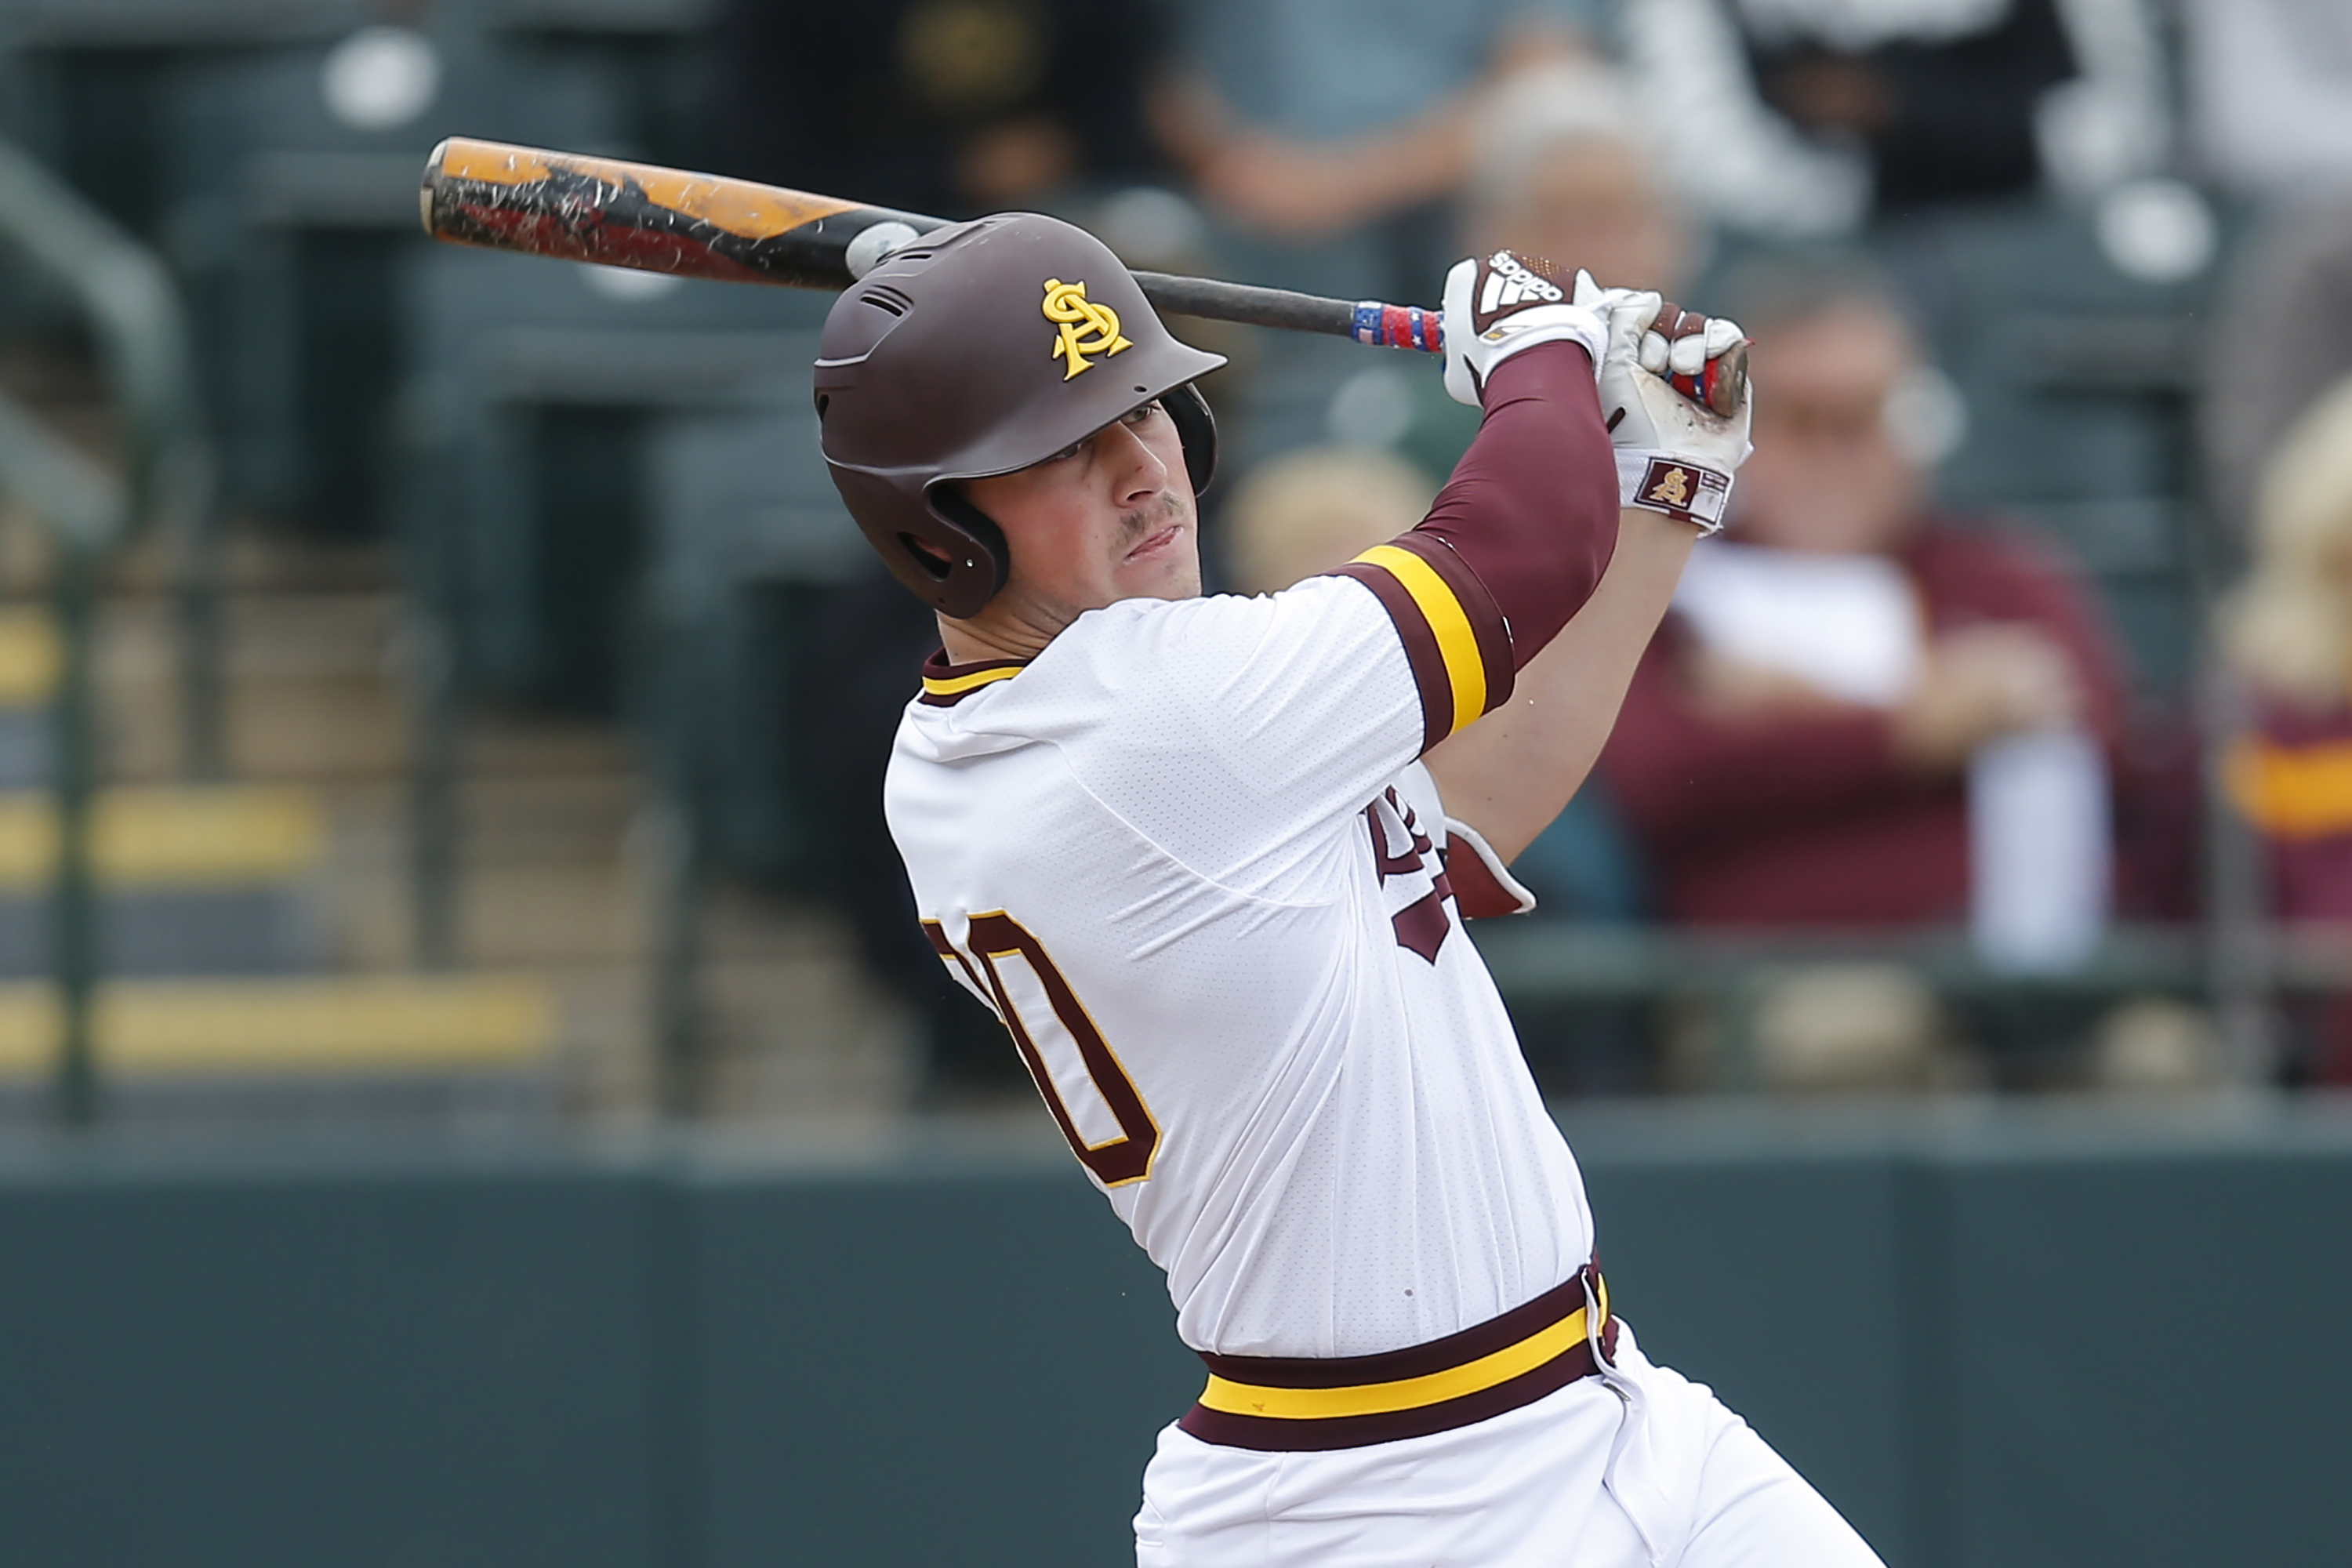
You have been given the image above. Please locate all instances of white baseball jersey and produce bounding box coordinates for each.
[887,574,1595,1359]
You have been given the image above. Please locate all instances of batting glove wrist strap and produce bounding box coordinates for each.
[1441,251,1609,408]
[1617,449,1733,533]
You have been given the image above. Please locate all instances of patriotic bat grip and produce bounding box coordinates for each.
[420,137,1745,415]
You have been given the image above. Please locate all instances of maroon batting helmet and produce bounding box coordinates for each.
[813,212,1227,617]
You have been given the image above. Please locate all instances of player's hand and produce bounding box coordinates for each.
[1600,292,1752,535]
[1441,250,1609,408]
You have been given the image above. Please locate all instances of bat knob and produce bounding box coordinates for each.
[1704,340,1749,419]
[1668,341,1750,419]
[846,221,921,279]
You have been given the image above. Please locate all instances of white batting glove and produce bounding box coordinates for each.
[1600,292,1752,535]
[1441,250,1610,407]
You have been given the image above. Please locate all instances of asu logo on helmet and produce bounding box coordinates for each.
[812,213,1226,617]
[1042,278,1132,379]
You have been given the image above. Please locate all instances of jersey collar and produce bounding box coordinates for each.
[919,648,1028,706]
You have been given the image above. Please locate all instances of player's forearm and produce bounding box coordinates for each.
[1415,343,1621,664]
[1425,510,1697,862]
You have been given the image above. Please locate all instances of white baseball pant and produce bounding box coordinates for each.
[1134,1324,1886,1568]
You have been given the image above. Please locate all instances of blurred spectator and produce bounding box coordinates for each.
[1152,0,1595,263]
[2185,0,2352,196]
[2220,376,2352,1081]
[715,0,1167,218]
[2204,191,2352,539]
[1221,446,1432,595]
[1465,59,1691,292]
[1749,964,1961,1092]
[2089,997,2230,1094]
[1149,0,1606,463]
[1619,0,2164,237]
[1598,252,2131,928]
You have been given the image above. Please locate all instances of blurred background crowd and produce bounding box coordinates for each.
[0,0,2347,1130]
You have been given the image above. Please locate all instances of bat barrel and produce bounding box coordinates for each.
[420,136,942,291]
[418,139,1441,345]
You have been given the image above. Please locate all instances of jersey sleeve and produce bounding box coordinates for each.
[1330,339,1621,750]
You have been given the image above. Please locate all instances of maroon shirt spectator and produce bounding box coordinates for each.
[1595,262,2129,927]
[1602,523,2126,924]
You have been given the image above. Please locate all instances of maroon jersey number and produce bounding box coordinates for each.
[924,913,1160,1186]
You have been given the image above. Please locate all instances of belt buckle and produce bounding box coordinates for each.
[1580,1265,1617,1370]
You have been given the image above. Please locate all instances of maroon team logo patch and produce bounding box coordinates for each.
[1637,456,1730,527]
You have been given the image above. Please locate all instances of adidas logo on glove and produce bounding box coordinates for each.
[1441,250,1608,405]
[1479,252,1565,315]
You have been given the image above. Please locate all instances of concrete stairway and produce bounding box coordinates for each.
[0,534,914,1126]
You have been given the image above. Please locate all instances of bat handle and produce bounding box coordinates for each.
[1123,270,1747,416]
[1349,301,1445,354]
[1352,301,1746,418]
[1125,270,1441,353]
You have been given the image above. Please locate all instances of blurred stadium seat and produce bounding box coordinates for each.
[0,971,552,1076]
[0,596,557,1091]
[399,242,829,711]
[167,22,626,537]
[0,782,328,976]
[1888,194,2231,691]
[642,389,870,883]
[0,2,644,538]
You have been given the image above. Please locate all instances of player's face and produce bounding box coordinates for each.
[964,400,1200,626]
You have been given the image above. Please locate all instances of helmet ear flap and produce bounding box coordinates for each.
[924,487,1013,615]
[1163,382,1218,498]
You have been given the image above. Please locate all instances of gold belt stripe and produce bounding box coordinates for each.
[1198,1278,1606,1422]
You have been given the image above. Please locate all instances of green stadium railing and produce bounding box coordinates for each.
[1473,920,2352,1087]
[0,136,220,1121]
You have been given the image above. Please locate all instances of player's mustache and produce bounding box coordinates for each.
[1118,492,1187,547]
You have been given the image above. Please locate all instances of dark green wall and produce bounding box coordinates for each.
[2,1104,2348,1568]
[681,1164,1196,1568]
[0,1157,668,1568]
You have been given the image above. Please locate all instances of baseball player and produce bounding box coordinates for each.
[816,213,1883,1567]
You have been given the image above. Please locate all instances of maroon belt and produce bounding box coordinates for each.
[1178,1261,1617,1452]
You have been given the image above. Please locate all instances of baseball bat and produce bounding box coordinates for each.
[419,137,1746,416]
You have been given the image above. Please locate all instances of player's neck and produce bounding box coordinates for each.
[935,604,1063,666]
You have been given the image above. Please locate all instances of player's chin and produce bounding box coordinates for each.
[1116,519,1200,600]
